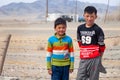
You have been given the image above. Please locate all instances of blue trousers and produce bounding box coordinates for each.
[51,65,70,80]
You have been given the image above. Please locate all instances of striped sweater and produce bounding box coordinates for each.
[46,34,74,69]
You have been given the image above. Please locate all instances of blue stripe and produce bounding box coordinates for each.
[52,54,64,59]
[48,35,72,45]
[70,57,74,62]
[47,57,51,62]
[52,54,70,60]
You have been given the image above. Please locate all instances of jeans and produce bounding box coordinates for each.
[51,65,70,80]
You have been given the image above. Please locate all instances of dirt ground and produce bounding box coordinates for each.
[0,19,120,80]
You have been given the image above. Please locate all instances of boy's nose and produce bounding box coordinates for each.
[88,17,92,20]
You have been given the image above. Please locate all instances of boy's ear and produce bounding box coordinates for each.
[83,14,85,17]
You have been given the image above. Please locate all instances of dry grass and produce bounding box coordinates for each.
[105,37,120,47]
[106,7,120,21]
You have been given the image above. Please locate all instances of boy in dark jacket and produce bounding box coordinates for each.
[76,6,106,80]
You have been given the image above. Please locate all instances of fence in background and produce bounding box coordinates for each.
[0,35,120,80]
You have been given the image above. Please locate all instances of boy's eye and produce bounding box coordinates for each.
[58,27,62,29]
[58,27,65,29]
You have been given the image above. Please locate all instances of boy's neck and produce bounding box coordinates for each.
[55,33,65,38]
[85,23,94,28]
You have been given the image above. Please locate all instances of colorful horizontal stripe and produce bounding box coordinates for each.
[46,34,74,69]
[53,45,68,50]
[53,50,68,55]
[52,54,68,59]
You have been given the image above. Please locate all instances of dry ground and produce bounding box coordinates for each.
[0,19,120,80]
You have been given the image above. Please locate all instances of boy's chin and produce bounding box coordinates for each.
[59,33,65,36]
[86,22,94,26]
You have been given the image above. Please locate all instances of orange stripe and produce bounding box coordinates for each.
[47,47,52,52]
[69,47,74,52]
[53,45,68,50]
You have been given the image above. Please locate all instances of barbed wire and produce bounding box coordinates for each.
[0,35,120,79]
[105,36,120,39]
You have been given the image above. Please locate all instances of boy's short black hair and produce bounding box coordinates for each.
[84,6,97,15]
[54,18,66,28]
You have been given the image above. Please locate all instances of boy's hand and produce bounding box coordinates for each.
[78,41,82,48]
[100,52,104,57]
[48,69,52,75]
[69,69,73,73]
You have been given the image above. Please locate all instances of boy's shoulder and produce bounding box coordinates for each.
[48,35,55,41]
[48,35,72,40]
[64,35,73,43]
[48,35,73,43]
[78,23,85,28]
[65,35,72,39]
[79,23,102,29]
[78,23,101,28]
[93,24,103,31]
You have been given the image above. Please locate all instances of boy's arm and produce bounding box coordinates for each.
[69,39,74,70]
[97,28,106,56]
[99,45,106,56]
[77,27,82,47]
[46,41,52,70]
[78,41,82,47]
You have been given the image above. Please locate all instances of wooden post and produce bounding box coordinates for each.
[104,0,109,23]
[0,34,11,75]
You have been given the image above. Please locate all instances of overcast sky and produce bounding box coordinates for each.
[0,0,119,7]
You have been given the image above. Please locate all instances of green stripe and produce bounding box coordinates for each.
[48,42,52,48]
[47,62,51,69]
[53,42,68,46]
[51,58,70,66]
[69,43,73,48]
[70,62,74,69]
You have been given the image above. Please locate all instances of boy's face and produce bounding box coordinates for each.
[84,12,97,27]
[54,24,66,36]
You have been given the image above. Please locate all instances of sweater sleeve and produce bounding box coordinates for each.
[69,39,74,69]
[46,39,52,69]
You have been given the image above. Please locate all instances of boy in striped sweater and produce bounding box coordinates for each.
[46,18,74,80]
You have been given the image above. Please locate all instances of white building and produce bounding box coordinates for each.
[47,13,62,21]
[47,13,79,22]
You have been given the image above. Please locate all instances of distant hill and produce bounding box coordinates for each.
[0,0,117,16]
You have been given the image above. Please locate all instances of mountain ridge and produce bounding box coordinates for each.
[0,0,117,17]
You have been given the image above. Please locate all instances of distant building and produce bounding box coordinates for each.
[47,13,80,22]
[47,13,61,21]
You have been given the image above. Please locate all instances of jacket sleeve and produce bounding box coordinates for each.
[97,27,106,54]
[77,27,82,47]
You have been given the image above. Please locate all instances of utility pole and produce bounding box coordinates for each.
[75,0,77,22]
[104,0,109,23]
[118,0,120,21]
[46,0,48,22]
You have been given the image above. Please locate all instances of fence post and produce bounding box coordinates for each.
[0,34,11,75]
